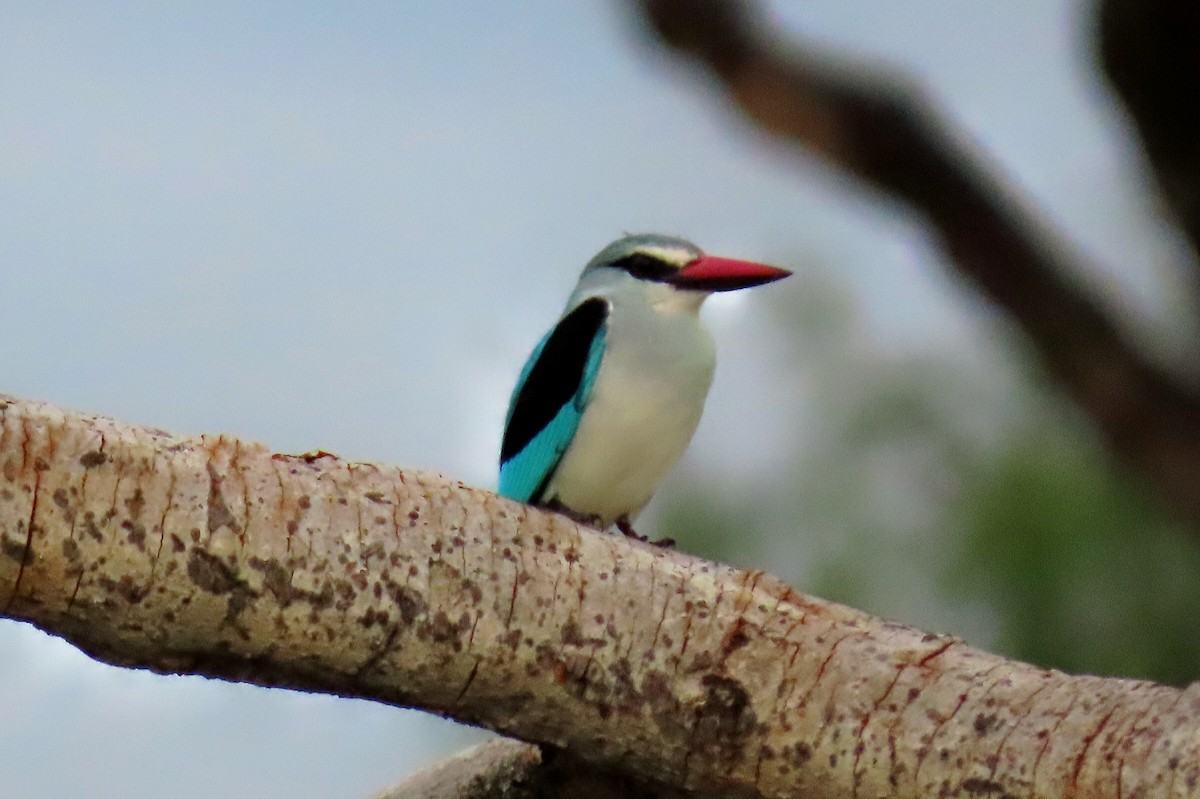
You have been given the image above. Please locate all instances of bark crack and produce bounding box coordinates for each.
[853,661,910,798]
[144,463,176,599]
[796,628,865,712]
[649,569,673,654]
[233,440,248,548]
[914,687,970,786]
[1031,694,1079,789]
[455,658,481,705]
[917,638,958,667]
[272,456,293,556]
[1070,705,1117,794]
[4,462,41,612]
[989,677,1053,782]
[353,623,401,681]
[1114,689,1172,799]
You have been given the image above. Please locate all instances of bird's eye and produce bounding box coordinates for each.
[611,253,677,282]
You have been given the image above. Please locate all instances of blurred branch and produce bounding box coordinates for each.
[375,740,544,799]
[1099,0,1200,265]
[375,739,686,799]
[633,0,1200,533]
[3,393,1199,799]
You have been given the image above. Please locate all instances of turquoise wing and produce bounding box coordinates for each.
[499,297,609,503]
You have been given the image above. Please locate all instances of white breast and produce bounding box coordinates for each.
[544,280,716,527]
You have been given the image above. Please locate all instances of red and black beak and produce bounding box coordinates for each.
[668,255,792,292]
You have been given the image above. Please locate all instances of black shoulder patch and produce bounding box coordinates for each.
[500,297,609,464]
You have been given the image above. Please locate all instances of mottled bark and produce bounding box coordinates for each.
[1,394,1197,798]
[631,0,1200,537]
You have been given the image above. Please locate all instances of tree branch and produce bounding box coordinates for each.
[1,393,1197,798]
[376,740,544,799]
[632,0,1200,534]
[376,739,688,799]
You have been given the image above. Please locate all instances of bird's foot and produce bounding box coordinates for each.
[272,450,339,464]
[615,515,641,539]
[615,516,676,548]
[542,504,676,547]
[545,499,605,531]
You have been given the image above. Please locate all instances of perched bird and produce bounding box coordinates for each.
[498,234,791,537]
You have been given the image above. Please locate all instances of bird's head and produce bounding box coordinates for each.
[576,234,791,313]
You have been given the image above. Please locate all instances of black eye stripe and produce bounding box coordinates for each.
[610,252,678,282]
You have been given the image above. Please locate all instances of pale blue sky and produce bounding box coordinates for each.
[0,2,1178,796]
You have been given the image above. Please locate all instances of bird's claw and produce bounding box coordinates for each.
[545,499,605,530]
[543,505,677,548]
[615,515,636,537]
[615,516,675,548]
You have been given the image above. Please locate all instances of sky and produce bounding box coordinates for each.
[0,2,1180,796]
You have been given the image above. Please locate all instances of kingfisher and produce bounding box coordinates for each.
[498,234,791,538]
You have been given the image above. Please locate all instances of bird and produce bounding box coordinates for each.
[498,233,791,539]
